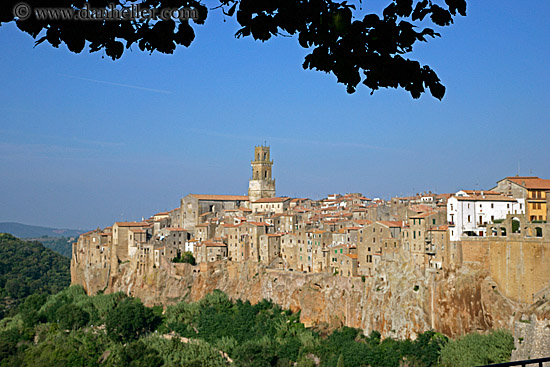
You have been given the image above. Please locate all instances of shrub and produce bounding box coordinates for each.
[439,330,514,367]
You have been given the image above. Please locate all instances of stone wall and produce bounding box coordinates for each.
[459,237,550,303]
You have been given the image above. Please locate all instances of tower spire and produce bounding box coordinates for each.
[248,145,276,202]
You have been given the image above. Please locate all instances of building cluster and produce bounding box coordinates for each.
[73,146,550,279]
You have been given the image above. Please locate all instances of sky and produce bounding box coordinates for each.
[0,1,549,229]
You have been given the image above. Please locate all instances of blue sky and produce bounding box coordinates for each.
[0,1,549,229]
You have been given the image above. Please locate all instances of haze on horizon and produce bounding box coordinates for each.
[0,1,548,230]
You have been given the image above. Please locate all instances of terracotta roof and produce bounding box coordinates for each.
[345,254,358,259]
[430,225,448,231]
[190,194,249,201]
[253,197,291,203]
[409,211,436,219]
[378,221,405,228]
[115,221,149,227]
[505,177,550,190]
[201,241,227,247]
[410,204,433,213]
[129,229,145,233]
[154,211,169,216]
[353,219,373,225]
[249,221,269,226]
[223,223,243,228]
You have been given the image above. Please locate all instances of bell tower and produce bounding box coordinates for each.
[248,145,276,202]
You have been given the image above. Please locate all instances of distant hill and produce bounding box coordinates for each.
[24,236,74,258]
[0,222,87,239]
[0,233,71,319]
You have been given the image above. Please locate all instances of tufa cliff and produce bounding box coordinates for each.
[72,251,532,340]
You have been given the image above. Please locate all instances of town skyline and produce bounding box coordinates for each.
[1,1,549,229]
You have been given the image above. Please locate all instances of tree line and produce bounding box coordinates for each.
[1,285,514,367]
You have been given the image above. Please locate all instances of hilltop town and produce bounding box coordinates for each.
[73,145,550,310]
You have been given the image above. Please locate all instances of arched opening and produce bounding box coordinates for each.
[263,152,267,160]
[535,227,543,237]
[501,227,507,236]
[264,171,267,179]
[512,218,521,233]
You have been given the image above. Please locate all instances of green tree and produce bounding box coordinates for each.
[0,233,70,319]
[112,340,163,367]
[105,298,160,342]
[56,303,90,330]
[173,251,196,265]
[1,0,466,99]
[439,330,514,367]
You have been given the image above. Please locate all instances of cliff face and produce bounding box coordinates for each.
[72,252,530,339]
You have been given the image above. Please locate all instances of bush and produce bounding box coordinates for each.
[173,251,196,265]
[439,330,514,367]
[56,304,90,330]
[105,298,161,342]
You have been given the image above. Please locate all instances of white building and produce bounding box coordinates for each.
[447,190,525,241]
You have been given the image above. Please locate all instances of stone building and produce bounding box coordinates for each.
[357,221,403,276]
[259,233,282,265]
[328,244,357,276]
[248,145,276,202]
[251,197,291,214]
[112,221,150,262]
[195,240,228,263]
[491,176,550,222]
[181,194,249,231]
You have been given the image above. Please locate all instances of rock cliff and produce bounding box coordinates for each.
[72,252,538,340]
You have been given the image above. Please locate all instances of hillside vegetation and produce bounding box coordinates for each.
[0,286,514,367]
[23,236,73,258]
[0,233,70,319]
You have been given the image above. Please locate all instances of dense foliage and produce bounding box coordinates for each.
[0,233,71,319]
[0,284,516,367]
[439,329,515,367]
[172,251,196,265]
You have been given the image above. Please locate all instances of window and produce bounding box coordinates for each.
[432,219,436,225]
[491,203,494,209]
[468,215,471,222]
